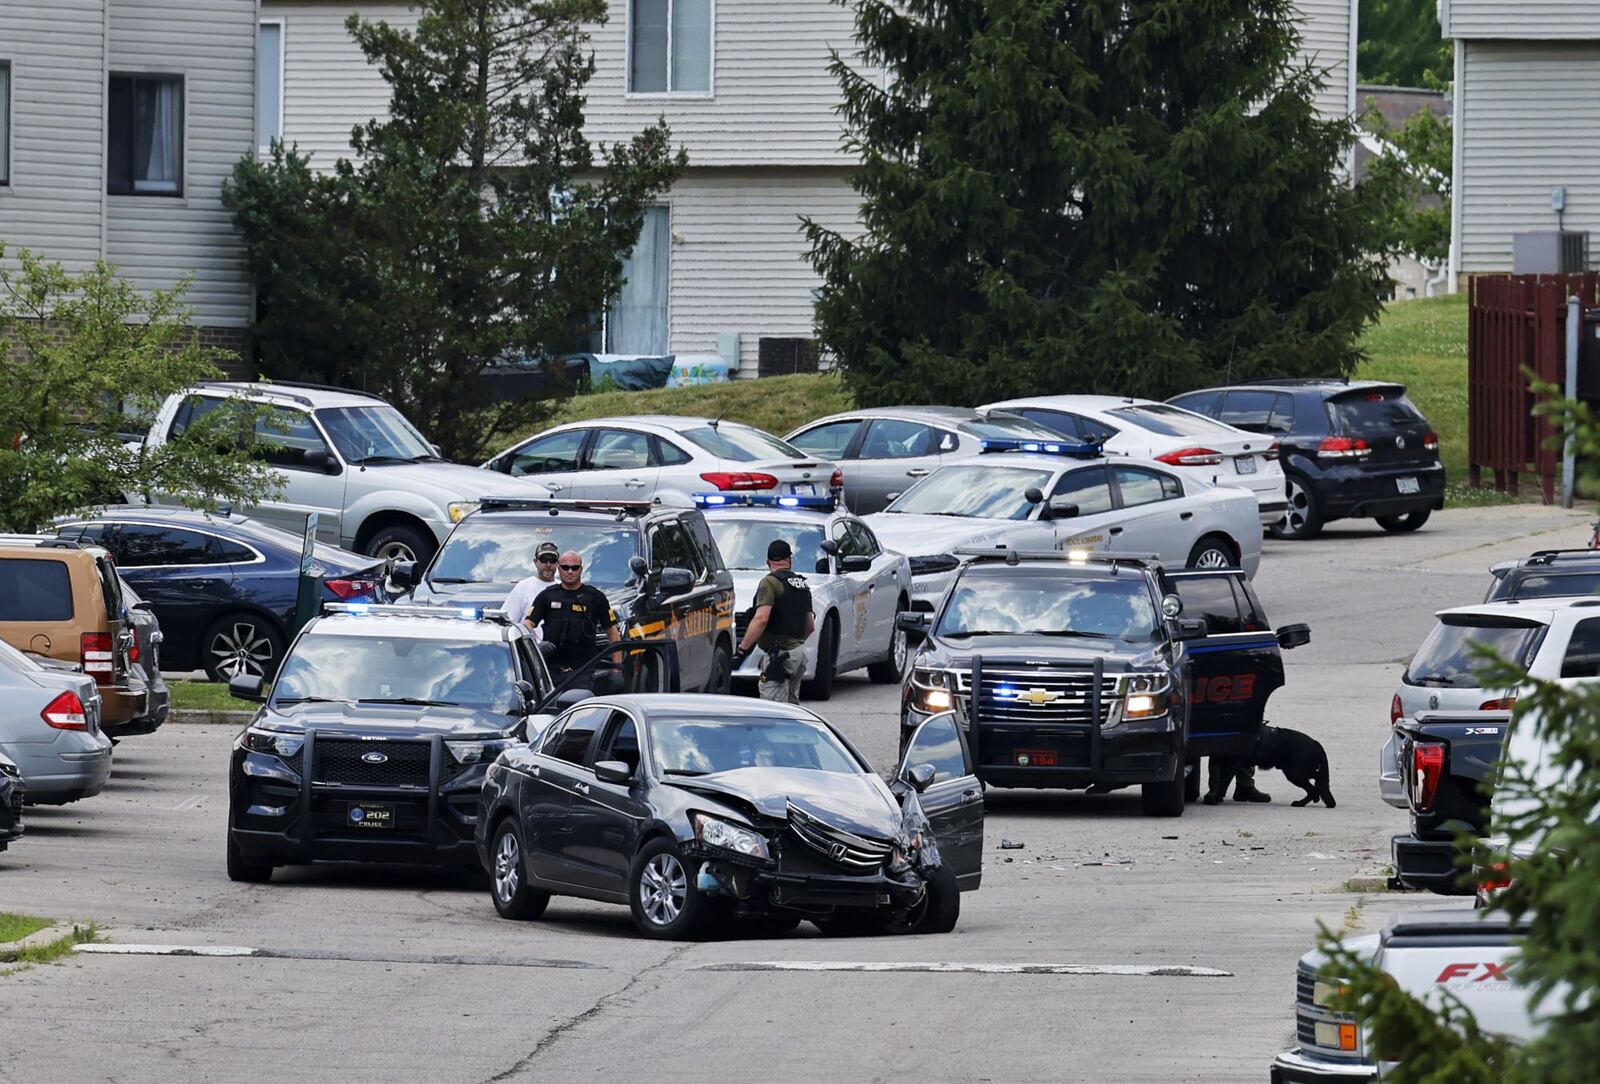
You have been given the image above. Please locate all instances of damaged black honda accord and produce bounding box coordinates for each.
[475,694,984,939]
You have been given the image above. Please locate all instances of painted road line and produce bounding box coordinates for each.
[693,962,1234,977]
[73,944,601,969]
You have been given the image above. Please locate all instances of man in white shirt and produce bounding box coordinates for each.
[502,541,560,639]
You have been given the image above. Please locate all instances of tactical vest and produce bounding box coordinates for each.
[765,572,812,644]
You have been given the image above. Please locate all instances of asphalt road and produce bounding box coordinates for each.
[0,504,1589,1083]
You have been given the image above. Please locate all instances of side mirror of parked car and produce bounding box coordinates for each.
[1176,618,1210,641]
[1024,486,1045,505]
[389,561,418,590]
[896,610,930,642]
[628,555,650,582]
[229,674,265,702]
[841,555,873,573]
[658,567,695,595]
[903,763,937,792]
[1045,499,1080,520]
[594,760,633,785]
[514,679,540,714]
[819,539,840,556]
[302,448,340,474]
[1276,623,1312,650]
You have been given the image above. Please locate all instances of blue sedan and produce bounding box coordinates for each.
[55,509,388,681]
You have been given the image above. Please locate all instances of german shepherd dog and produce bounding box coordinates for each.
[1255,725,1336,808]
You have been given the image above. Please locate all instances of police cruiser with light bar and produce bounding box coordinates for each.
[693,493,913,698]
[223,603,560,881]
[864,438,1262,611]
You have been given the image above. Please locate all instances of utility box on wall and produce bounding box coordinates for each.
[757,338,819,377]
[1513,231,1588,275]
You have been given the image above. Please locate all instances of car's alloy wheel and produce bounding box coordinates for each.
[1271,476,1323,540]
[494,830,521,905]
[205,616,283,682]
[1192,546,1232,570]
[639,853,688,927]
[1186,535,1236,571]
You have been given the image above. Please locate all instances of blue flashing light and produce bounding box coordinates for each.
[692,492,837,512]
[459,608,482,620]
[978,437,1102,458]
[343,603,373,614]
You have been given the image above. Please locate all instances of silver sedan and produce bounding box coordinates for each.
[0,640,113,805]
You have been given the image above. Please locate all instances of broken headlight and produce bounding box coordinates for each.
[693,813,771,861]
[909,668,956,714]
[242,727,304,758]
[445,739,515,766]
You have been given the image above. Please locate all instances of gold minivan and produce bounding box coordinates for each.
[0,541,148,733]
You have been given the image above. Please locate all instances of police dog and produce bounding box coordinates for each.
[1255,725,1335,808]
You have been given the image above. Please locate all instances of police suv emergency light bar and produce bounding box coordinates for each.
[324,603,510,622]
[977,437,1102,458]
[452,497,658,521]
[692,492,838,511]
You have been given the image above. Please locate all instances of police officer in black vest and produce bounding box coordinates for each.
[732,539,815,704]
[527,550,622,691]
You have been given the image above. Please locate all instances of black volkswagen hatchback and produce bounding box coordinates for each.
[1168,380,1444,539]
[477,695,984,939]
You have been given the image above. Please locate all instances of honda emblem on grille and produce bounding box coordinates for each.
[830,843,848,862]
[1016,688,1061,706]
[361,752,389,765]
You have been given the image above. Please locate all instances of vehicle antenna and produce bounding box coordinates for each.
[708,411,728,431]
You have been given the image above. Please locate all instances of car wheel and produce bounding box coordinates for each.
[1269,474,1323,540]
[226,833,273,884]
[867,597,911,684]
[886,861,961,935]
[1186,534,1237,571]
[490,820,550,921]
[629,838,716,940]
[204,613,286,683]
[1376,509,1431,533]
[801,616,838,701]
[1141,773,1187,817]
[705,642,733,695]
[364,523,436,565]
[1183,759,1201,804]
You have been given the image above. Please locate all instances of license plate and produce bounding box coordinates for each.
[1015,749,1057,767]
[1233,455,1257,475]
[788,483,816,496]
[348,802,394,830]
[1396,476,1421,494]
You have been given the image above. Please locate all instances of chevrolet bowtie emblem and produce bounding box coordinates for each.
[1016,688,1060,706]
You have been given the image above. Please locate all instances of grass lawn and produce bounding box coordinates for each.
[0,914,50,944]
[169,680,249,714]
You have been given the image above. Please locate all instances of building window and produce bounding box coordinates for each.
[0,61,11,186]
[629,0,711,94]
[108,73,183,196]
[606,205,671,354]
[257,21,284,149]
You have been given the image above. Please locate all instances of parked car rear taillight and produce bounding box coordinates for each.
[1480,696,1517,711]
[1264,443,1280,462]
[41,690,89,731]
[1411,742,1445,811]
[1423,431,1439,452]
[699,472,777,491]
[1155,447,1224,467]
[1390,693,1403,725]
[1316,437,1371,460]
[80,632,114,685]
[830,468,844,489]
[325,577,381,600]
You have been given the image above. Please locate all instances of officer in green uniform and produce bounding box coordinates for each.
[733,539,815,704]
[527,550,621,689]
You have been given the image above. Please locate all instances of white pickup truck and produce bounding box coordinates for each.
[1271,908,1544,1081]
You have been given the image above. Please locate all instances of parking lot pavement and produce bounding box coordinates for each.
[0,503,1589,1082]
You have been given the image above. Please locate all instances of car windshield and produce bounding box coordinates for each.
[1406,618,1545,689]
[428,521,637,587]
[317,405,439,463]
[966,414,1058,439]
[1328,389,1426,436]
[707,519,828,572]
[937,573,1159,641]
[886,465,1053,521]
[679,425,805,463]
[271,634,519,713]
[1105,404,1233,438]
[650,715,864,776]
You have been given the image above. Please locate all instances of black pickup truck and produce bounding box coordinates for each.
[1391,710,1511,895]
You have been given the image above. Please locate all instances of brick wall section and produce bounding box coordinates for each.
[4,318,250,376]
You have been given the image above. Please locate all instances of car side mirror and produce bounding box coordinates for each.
[1045,499,1080,521]
[896,610,929,641]
[659,567,694,595]
[594,760,633,785]
[628,555,650,582]
[1024,486,1045,505]
[388,561,418,592]
[229,674,265,702]
[1276,623,1312,650]
[303,448,340,473]
[514,679,540,713]
[841,555,872,573]
[1176,618,1209,641]
[903,763,936,792]
[819,539,840,556]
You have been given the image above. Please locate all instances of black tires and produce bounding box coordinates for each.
[364,522,436,565]
[629,837,718,940]
[490,819,550,920]
[704,642,733,695]
[801,615,838,701]
[1376,509,1431,533]
[1141,773,1187,817]
[1270,474,1323,541]
[1186,534,1238,571]
[888,861,961,935]
[203,612,286,683]
[866,597,911,684]
[226,833,273,884]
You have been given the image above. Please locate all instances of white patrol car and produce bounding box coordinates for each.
[696,494,914,700]
[862,438,1263,609]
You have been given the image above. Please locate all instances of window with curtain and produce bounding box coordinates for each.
[607,205,670,355]
[0,62,10,185]
[257,22,283,148]
[108,74,183,196]
[629,0,712,94]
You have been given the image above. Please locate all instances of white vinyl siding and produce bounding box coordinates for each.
[1455,41,1600,273]
[106,0,256,328]
[1442,1,1600,39]
[1294,0,1355,122]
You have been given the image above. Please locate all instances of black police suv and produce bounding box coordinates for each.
[478,694,983,939]
[898,552,1309,816]
[225,604,556,881]
[0,753,23,853]
[1168,380,1444,540]
[1484,548,1600,602]
[396,498,737,694]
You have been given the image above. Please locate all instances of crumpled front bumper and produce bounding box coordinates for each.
[1270,1048,1377,1083]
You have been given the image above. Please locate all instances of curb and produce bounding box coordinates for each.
[170,710,253,725]
[0,923,78,962]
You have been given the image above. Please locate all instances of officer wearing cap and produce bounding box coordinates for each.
[733,539,815,704]
[528,551,621,675]
[503,540,561,638]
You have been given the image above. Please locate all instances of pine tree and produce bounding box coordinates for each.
[806,0,1405,409]
[1359,0,1452,89]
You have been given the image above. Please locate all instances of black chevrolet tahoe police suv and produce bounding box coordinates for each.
[898,551,1309,816]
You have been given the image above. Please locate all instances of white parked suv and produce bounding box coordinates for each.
[140,383,550,563]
